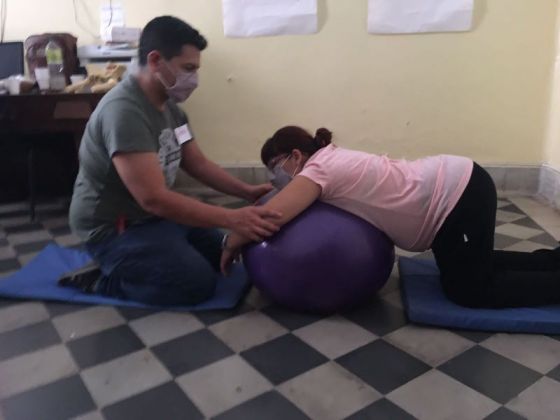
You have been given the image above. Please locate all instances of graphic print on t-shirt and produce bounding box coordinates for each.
[158,128,182,187]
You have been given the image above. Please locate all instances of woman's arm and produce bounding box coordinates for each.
[221,175,321,274]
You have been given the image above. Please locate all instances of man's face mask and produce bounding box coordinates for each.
[269,155,295,190]
[157,61,198,103]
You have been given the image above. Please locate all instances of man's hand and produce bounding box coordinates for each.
[226,207,281,242]
[244,183,275,203]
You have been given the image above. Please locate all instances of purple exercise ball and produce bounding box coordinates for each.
[243,201,395,314]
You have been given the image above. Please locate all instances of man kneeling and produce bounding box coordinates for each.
[62,16,279,305]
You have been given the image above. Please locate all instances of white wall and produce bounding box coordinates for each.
[4,0,558,165]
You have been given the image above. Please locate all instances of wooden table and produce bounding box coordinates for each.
[0,92,104,219]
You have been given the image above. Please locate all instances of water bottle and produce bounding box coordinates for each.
[45,39,66,91]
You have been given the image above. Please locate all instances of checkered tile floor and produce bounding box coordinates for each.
[1,196,560,420]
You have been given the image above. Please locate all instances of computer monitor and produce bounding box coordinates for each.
[0,42,24,79]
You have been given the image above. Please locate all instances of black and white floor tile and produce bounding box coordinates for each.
[0,196,559,420]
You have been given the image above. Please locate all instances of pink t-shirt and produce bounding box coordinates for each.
[298,145,473,251]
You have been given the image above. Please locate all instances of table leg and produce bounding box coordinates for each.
[28,145,36,221]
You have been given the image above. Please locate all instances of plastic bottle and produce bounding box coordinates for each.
[45,39,66,91]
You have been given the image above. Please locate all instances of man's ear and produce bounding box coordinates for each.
[146,50,162,71]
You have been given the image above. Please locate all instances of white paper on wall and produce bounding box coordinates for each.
[100,3,125,42]
[222,0,317,38]
[368,0,474,34]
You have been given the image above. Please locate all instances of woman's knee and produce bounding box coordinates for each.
[444,288,487,308]
[441,275,488,308]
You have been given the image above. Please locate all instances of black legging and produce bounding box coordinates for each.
[431,163,560,308]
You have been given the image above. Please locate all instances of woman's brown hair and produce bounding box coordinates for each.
[261,126,332,167]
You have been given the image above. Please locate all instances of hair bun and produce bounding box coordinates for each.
[314,128,332,148]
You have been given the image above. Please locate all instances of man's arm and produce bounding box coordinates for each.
[112,151,281,241]
[180,140,272,202]
[220,175,321,274]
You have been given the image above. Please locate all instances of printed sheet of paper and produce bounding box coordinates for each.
[368,0,474,34]
[222,0,317,38]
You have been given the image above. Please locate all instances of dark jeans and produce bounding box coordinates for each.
[86,220,223,305]
[432,163,560,308]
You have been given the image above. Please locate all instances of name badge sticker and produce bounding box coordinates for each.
[174,124,193,145]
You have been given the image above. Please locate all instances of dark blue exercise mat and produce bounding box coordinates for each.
[0,244,250,310]
[399,257,560,334]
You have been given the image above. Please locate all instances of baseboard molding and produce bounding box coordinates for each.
[538,165,560,209]
[174,163,560,209]
[173,165,268,194]
[483,165,541,196]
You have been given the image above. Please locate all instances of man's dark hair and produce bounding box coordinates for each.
[139,16,207,66]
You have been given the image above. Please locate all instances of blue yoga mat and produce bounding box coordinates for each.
[399,257,560,334]
[0,244,250,310]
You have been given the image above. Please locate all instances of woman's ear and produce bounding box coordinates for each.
[291,149,308,173]
[292,149,304,161]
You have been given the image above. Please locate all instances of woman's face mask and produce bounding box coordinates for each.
[157,61,198,103]
[269,155,296,190]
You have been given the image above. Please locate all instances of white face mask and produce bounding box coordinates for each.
[268,155,296,190]
[157,62,198,103]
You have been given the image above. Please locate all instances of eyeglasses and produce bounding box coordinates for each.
[267,154,290,172]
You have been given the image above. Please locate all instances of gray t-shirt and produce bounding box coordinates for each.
[69,75,190,243]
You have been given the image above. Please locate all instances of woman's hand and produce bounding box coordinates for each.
[220,233,250,276]
[244,183,275,203]
[220,247,241,276]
